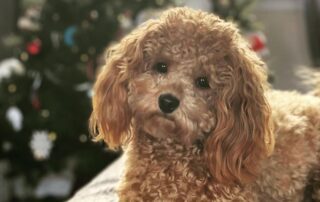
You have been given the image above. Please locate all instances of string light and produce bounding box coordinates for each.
[90,10,99,19]
[20,52,29,61]
[41,109,50,118]
[8,84,17,93]
[48,132,57,141]
[80,54,89,62]
[79,134,88,143]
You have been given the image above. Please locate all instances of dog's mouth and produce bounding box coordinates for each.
[141,114,177,139]
[140,113,213,148]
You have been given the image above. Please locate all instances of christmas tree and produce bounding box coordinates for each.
[0,0,266,201]
[0,0,174,201]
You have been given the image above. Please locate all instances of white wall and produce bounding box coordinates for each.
[254,0,312,92]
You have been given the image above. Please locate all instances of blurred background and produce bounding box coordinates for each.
[0,0,319,201]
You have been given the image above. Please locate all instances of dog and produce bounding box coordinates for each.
[89,7,320,201]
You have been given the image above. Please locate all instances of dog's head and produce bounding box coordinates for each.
[90,7,274,185]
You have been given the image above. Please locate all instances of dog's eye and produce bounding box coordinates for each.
[154,62,168,74]
[196,77,210,89]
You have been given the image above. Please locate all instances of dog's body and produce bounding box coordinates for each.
[119,132,257,201]
[254,90,320,201]
[116,91,320,202]
[90,7,320,201]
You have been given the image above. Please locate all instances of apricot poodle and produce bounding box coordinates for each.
[90,7,320,201]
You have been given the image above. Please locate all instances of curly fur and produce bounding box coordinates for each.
[90,7,320,201]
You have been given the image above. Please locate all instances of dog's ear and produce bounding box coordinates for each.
[204,38,274,184]
[90,21,158,149]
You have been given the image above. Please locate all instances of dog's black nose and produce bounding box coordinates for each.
[158,94,180,113]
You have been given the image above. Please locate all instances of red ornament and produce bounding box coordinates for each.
[246,32,268,56]
[26,39,42,55]
[31,93,41,110]
[251,35,265,52]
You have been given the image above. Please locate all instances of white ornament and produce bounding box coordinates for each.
[119,15,133,30]
[30,131,53,160]
[6,106,23,131]
[74,82,91,92]
[0,58,25,82]
[34,172,73,198]
[17,7,41,31]
[87,89,93,98]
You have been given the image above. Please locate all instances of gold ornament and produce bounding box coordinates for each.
[48,132,57,141]
[8,84,17,93]
[20,52,29,61]
[80,54,89,62]
[79,134,88,143]
[41,109,50,118]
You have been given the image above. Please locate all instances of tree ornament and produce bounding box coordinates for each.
[17,7,41,31]
[246,31,268,56]
[40,109,50,118]
[80,54,89,62]
[64,26,77,47]
[8,84,17,93]
[118,11,133,31]
[20,52,29,61]
[79,134,88,143]
[74,82,91,92]
[87,88,93,98]
[48,132,57,141]
[88,47,96,55]
[31,93,41,110]
[0,58,25,82]
[29,131,54,160]
[90,10,99,20]
[26,39,42,55]
[6,106,23,132]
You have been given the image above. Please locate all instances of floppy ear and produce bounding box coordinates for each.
[204,38,274,184]
[90,21,158,149]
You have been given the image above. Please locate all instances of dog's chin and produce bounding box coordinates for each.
[142,115,177,140]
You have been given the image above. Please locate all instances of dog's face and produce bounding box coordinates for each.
[127,23,221,145]
[90,8,274,185]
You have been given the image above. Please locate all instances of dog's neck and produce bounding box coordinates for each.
[118,130,244,201]
[126,130,205,166]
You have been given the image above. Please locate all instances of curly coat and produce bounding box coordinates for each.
[90,7,320,201]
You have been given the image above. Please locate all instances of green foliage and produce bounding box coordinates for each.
[211,0,258,31]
